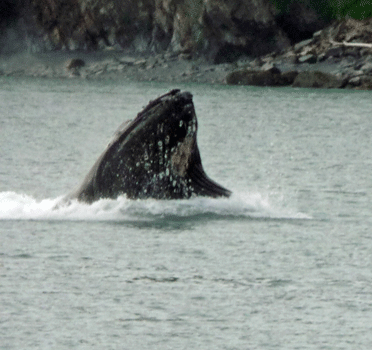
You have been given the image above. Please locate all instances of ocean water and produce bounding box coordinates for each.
[1,77,372,349]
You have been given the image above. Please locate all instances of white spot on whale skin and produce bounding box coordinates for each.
[166,168,170,176]
[179,120,183,127]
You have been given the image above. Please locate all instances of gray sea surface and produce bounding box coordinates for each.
[1,77,372,349]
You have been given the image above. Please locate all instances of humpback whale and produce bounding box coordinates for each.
[68,89,231,203]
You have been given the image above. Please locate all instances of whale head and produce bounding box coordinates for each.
[69,89,231,203]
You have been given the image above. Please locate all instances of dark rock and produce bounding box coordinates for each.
[66,58,85,70]
[361,62,372,74]
[344,47,361,58]
[325,47,344,59]
[226,69,276,86]
[347,76,361,86]
[318,53,327,62]
[350,75,372,90]
[275,2,328,44]
[293,71,344,89]
[226,68,296,87]
[250,57,264,68]
[353,62,364,70]
[360,48,372,57]
[280,71,299,85]
[266,66,281,75]
[358,76,372,90]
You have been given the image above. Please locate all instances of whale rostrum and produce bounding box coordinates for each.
[68,89,231,203]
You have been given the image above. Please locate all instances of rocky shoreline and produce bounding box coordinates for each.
[1,18,371,90]
[0,50,234,85]
[226,18,372,90]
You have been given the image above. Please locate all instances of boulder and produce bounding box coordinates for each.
[66,58,85,70]
[361,62,372,74]
[226,68,298,87]
[344,47,361,59]
[347,76,361,86]
[324,47,344,59]
[293,71,344,89]
[226,69,278,86]
[357,76,372,90]
[280,71,299,85]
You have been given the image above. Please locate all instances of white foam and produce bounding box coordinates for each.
[0,191,311,221]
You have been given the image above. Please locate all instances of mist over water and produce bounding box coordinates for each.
[1,78,372,349]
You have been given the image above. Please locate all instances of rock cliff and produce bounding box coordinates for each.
[1,0,331,62]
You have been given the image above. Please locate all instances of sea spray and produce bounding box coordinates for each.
[0,191,310,221]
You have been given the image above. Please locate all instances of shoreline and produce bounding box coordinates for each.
[1,38,371,90]
[0,50,238,85]
[1,14,372,90]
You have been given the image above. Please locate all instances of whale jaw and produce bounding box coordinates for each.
[69,89,231,203]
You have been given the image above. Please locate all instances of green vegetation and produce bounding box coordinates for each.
[328,0,372,19]
[269,0,372,21]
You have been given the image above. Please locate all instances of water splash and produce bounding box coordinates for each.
[0,191,310,221]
